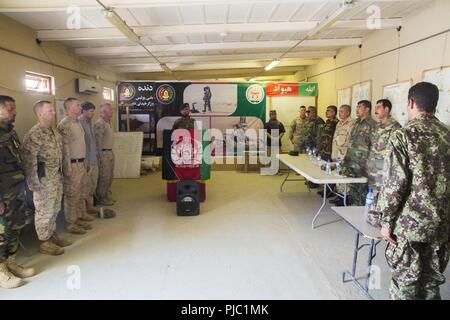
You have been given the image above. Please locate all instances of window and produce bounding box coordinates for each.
[103,87,114,101]
[25,71,54,94]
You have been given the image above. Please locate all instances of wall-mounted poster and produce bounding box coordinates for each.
[351,81,372,118]
[423,66,450,126]
[382,80,411,126]
[337,87,352,108]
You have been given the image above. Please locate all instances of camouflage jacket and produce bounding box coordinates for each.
[331,117,356,161]
[172,117,195,130]
[367,116,401,191]
[21,124,63,189]
[289,116,309,142]
[303,116,325,149]
[375,114,450,243]
[0,122,26,214]
[317,118,339,161]
[341,116,377,177]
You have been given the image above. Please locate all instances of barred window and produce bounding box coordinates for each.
[25,71,54,94]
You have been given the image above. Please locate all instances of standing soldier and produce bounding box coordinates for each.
[22,101,72,255]
[331,104,356,162]
[95,103,116,207]
[172,103,196,130]
[0,95,35,289]
[79,102,99,216]
[366,99,401,226]
[339,100,376,206]
[289,105,309,153]
[58,97,94,235]
[303,106,325,151]
[376,82,450,300]
[317,105,339,198]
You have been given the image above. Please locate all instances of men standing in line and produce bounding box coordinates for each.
[375,82,450,300]
[22,101,72,255]
[0,95,35,289]
[366,99,401,226]
[95,103,116,207]
[339,100,376,206]
[289,106,309,153]
[331,104,356,162]
[58,97,93,235]
[79,102,99,216]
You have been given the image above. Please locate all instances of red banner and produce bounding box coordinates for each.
[266,82,299,96]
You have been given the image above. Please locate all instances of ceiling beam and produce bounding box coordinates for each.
[98,52,335,65]
[110,64,304,73]
[0,0,424,12]
[75,38,361,56]
[36,19,401,41]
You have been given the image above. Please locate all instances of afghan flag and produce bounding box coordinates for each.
[162,129,210,181]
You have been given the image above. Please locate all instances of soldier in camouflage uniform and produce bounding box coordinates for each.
[22,101,72,256]
[340,100,376,205]
[95,103,116,208]
[303,106,325,151]
[317,105,339,161]
[0,95,35,289]
[375,82,450,300]
[288,106,308,153]
[172,103,196,130]
[366,99,401,227]
[58,98,93,235]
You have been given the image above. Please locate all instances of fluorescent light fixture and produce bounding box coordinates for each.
[160,63,172,74]
[307,0,354,38]
[264,59,280,71]
[249,77,256,82]
[103,9,140,43]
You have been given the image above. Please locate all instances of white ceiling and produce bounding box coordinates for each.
[0,0,433,80]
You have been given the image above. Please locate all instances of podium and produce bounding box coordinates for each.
[162,129,210,202]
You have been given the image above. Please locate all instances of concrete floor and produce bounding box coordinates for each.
[2,170,449,300]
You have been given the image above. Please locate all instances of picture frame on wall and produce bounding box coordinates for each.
[337,87,352,108]
[422,65,450,127]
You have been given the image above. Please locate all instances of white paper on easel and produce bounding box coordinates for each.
[113,132,143,178]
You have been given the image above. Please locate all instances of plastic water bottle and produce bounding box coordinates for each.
[325,160,331,175]
[364,189,374,220]
[306,146,311,159]
[335,157,341,175]
[316,153,321,165]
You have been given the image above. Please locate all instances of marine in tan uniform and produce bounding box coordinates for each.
[95,103,115,206]
[22,101,72,255]
[289,106,309,153]
[57,98,93,235]
[331,104,356,161]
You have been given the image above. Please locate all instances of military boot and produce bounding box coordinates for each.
[79,214,95,222]
[76,220,92,230]
[50,233,72,247]
[39,240,64,255]
[6,254,35,278]
[87,208,99,216]
[68,223,86,234]
[0,262,24,288]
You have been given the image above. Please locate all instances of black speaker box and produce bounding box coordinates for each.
[176,180,200,216]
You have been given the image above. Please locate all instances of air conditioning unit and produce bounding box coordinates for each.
[76,78,100,94]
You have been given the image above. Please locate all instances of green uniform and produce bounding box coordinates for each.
[172,117,195,130]
[375,114,450,300]
[304,116,325,150]
[341,116,377,205]
[317,118,339,161]
[0,123,27,263]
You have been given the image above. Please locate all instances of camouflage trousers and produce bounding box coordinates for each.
[96,151,114,202]
[84,164,98,210]
[292,136,306,153]
[34,175,63,241]
[63,162,87,224]
[0,196,26,263]
[348,182,368,206]
[386,240,449,300]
